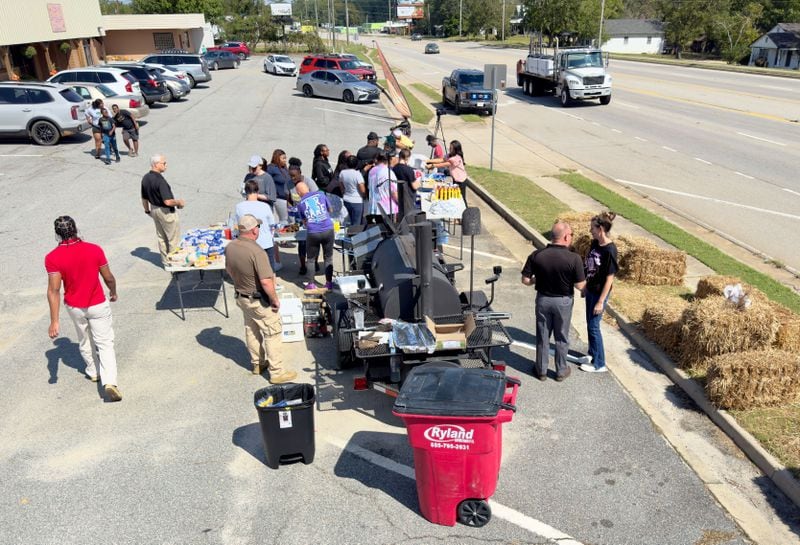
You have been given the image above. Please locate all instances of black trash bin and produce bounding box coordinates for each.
[254,383,316,469]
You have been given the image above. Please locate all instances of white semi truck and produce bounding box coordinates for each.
[516,39,612,106]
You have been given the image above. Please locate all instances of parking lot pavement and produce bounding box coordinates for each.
[0,57,756,544]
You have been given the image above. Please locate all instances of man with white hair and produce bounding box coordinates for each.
[140,154,185,264]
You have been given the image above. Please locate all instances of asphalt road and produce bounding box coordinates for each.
[0,57,768,544]
[371,36,800,274]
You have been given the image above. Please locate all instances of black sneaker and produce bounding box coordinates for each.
[298,265,307,276]
[115,155,121,163]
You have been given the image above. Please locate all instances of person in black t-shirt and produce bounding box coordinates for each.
[140,154,185,264]
[392,149,420,218]
[111,104,139,157]
[580,212,619,374]
[521,221,586,381]
[356,131,381,175]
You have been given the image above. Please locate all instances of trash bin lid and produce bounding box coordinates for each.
[393,363,506,417]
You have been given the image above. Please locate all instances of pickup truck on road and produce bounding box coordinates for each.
[441,69,495,115]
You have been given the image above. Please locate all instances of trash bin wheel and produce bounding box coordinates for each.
[457,499,491,527]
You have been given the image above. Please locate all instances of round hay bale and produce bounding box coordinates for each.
[641,299,689,359]
[768,302,800,352]
[706,349,800,410]
[679,296,778,371]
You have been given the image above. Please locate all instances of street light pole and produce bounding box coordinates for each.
[459,0,463,37]
[345,0,350,45]
[598,0,606,47]
[501,0,505,42]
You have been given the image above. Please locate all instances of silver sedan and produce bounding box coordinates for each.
[296,69,380,103]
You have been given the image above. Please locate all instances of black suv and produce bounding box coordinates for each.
[104,64,171,104]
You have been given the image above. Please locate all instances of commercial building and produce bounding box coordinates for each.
[102,13,213,61]
[0,0,104,81]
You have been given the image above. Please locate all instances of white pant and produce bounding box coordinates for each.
[66,301,118,387]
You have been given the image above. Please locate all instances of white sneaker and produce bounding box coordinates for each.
[580,363,608,373]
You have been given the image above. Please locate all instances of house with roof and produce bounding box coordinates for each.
[601,19,664,54]
[749,23,800,69]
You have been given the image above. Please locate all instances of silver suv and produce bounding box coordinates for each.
[140,53,212,87]
[0,82,87,145]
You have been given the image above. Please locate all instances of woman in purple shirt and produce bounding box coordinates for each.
[296,181,334,290]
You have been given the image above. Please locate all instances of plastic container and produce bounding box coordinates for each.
[254,383,316,469]
[279,294,304,343]
[393,363,520,527]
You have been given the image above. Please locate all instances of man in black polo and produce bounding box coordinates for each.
[111,104,140,157]
[521,221,586,381]
[141,154,184,264]
[356,131,381,175]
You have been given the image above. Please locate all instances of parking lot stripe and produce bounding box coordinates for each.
[441,244,517,262]
[0,154,43,157]
[326,435,585,542]
[314,107,395,123]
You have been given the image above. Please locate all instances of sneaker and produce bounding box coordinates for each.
[555,367,571,382]
[104,384,123,402]
[115,155,121,163]
[323,282,334,290]
[86,374,99,383]
[273,262,283,272]
[298,265,308,276]
[580,363,608,373]
[269,370,297,384]
[304,282,318,290]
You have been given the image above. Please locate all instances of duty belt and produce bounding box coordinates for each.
[235,291,264,300]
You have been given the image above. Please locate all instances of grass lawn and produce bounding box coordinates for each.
[469,166,569,234]
[731,405,800,479]
[411,82,440,102]
[557,171,800,313]
[401,84,433,125]
[461,114,484,122]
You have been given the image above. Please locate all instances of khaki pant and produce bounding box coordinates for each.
[151,207,180,263]
[236,296,285,374]
[66,301,118,387]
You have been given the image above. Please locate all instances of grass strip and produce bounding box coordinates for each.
[461,114,484,123]
[411,82,440,102]
[557,171,800,312]
[469,166,570,234]
[731,405,800,479]
[399,84,433,125]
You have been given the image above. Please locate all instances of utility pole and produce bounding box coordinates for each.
[598,0,606,47]
[314,0,319,32]
[345,0,350,45]
[388,0,392,34]
[459,0,463,37]
[501,0,505,41]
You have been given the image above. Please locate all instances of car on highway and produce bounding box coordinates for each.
[411,33,422,41]
[69,82,149,119]
[296,69,380,103]
[442,68,495,115]
[140,53,212,87]
[263,54,297,76]
[203,50,240,70]
[48,66,141,98]
[424,43,440,54]
[207,41,251,60]
[299,54,377,82]
[0,81,87,145]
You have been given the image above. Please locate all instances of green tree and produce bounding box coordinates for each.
[759,0,800,32]
[658,0,714,58]
[99,0,135,14]
[220,13,279,47]
[132,0,224,22]
[712,1,763,63]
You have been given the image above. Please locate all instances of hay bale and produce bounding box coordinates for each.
[571,233,592,259]
[615,235,686,286]
[706,349,800,410]
[679,296,778,371]
[556,211,595,259]
[641,299,689,359]
[694,275,767,303]
[769,303,800,352]
[610,281,691,323]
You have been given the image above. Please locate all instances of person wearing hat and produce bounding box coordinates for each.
[45,216,122,402]
[225,214,295,383]
[241,155,277,207]
[356,131,381,174]
[426,135,445,160]
[236,180,278,272]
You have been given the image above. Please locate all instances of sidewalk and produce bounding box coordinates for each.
[386,75,800,542]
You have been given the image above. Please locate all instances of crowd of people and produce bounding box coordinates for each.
[520,212,618,381]
[85,99,141,164]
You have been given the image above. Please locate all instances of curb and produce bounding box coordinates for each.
[468,177,800,510]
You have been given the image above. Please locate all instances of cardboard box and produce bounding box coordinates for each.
[424,313,476,351]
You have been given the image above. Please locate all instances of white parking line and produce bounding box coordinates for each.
[591,122,601,127]
[782,188,800,197]
[616,179,800,220]
[325,435,586,544]
[736,131,786,147]
[634,136,648,142]
[0,154,43,157]
[734,171,755,180]
[661,146,677,152]
[694,158,712,165]
[313,107,395,123]
[611,128,622,134]
[556,111,583,121]
[441,244,516,262]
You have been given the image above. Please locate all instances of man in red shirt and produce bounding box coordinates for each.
[45,216,122,402]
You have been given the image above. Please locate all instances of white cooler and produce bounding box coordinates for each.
[279,293,304,343]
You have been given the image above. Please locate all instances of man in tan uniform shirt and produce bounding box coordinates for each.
[225,214,295,383]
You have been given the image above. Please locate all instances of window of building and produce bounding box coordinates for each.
[647,36,652,44]
[624,36,629,44]
[153,32,176,51]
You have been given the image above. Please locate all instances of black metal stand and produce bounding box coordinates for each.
[170,269,229,321]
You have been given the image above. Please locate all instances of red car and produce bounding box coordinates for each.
[299,54,377,82]
[207,41,251,60]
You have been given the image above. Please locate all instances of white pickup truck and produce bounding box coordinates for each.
[516,39,612,106]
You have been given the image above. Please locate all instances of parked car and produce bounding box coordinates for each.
[425,43,440,54]
[263,54,297,76]
[340,53,373,71]
[299,54,377,82]
[411,33,423,41]
[296,69,380,103]
[104,63,171,104]
[207,41,251,60]
[0,81,87,145]
[145,65,191,101]
[203,50,240,70]
[48,67,141,97]
[140,53,212,87]
[70,82,149,119]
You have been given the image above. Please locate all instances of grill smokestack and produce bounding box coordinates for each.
[414,220,434,320]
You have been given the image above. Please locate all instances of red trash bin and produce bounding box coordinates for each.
[392,362,520,527]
